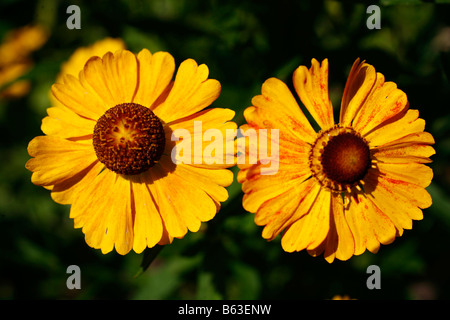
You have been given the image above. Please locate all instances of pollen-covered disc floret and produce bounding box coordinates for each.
[93,103,165,175]
[309,125,371,193]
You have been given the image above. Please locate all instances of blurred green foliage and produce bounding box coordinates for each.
[0,0,449,300]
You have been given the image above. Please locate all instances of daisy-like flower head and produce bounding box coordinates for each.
[237,58,435,263]
[0,25,48,99]
[26,48,236,255]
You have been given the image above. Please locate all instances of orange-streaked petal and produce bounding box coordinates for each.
[375,172,432,212]
[293,58,334,130]
[376,131,435,148]
[372,132,435,164]
[365,170,431,237]
[281,187,332,252]
[257,177,318,241]
[340,58,377,126]
[250,77,316,144]
[239,160,312,214]
[352,73,408,136]
[376,162,433,188]
[364,109,425,147]
[237,123,311,175]
[310,193,355,263]
[345,193,396,255]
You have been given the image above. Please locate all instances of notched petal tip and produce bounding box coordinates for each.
[292,58,334,131]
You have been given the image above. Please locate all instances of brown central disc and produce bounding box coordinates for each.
[93,103,165,175]
[321,132,371,185]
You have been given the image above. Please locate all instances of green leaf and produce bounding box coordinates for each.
[134,245,165,278]
[132,254,201,299]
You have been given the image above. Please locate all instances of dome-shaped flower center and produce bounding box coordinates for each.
[93,103,165,175]
[309,126,371,192]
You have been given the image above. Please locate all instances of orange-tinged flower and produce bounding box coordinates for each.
[237,58,435,262]
[26,48,236,255]
[331,295,355,300]
[0,25,48,99]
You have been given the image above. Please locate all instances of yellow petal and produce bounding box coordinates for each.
[345,193,396,255]
[364,109,425,147]
[71,170,134,255]
[133,50,175,110]
[130,174,164,253]
[372,132,435,164]
[313,193,355,263]
[51,74,106,120]
[258,177,318,241]
[376,131,435,148]
[365,170,431,237]
[240,106,313,167]
[376,162,433,188]
[168,163,232,203]
[250,77,317,144]
[292,58,334,131]
[101,175,134,255]
[41,106,95,139]
[281,187,331,252]
[149,161,218,238]
[331,193,356,261]
[352,73,408,136]
[167,108,237,168]
[237,122,311,179]
[26,136,97,187]
[156,59,221,123]
[80,50,138,110]
[168,107,235,130]
[374,172,432,211]
[340,58,377,126]
[51,160,104,205]
[56,37,126,82]
[102,50,139,103]
[240,160,311,214]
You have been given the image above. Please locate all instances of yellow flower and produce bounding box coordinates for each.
[331,295,354,300]
[237,58,435,263]
[26,48,236,255]
[0,25,48,98]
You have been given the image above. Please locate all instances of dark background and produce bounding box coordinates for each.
[0,0,449,299]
